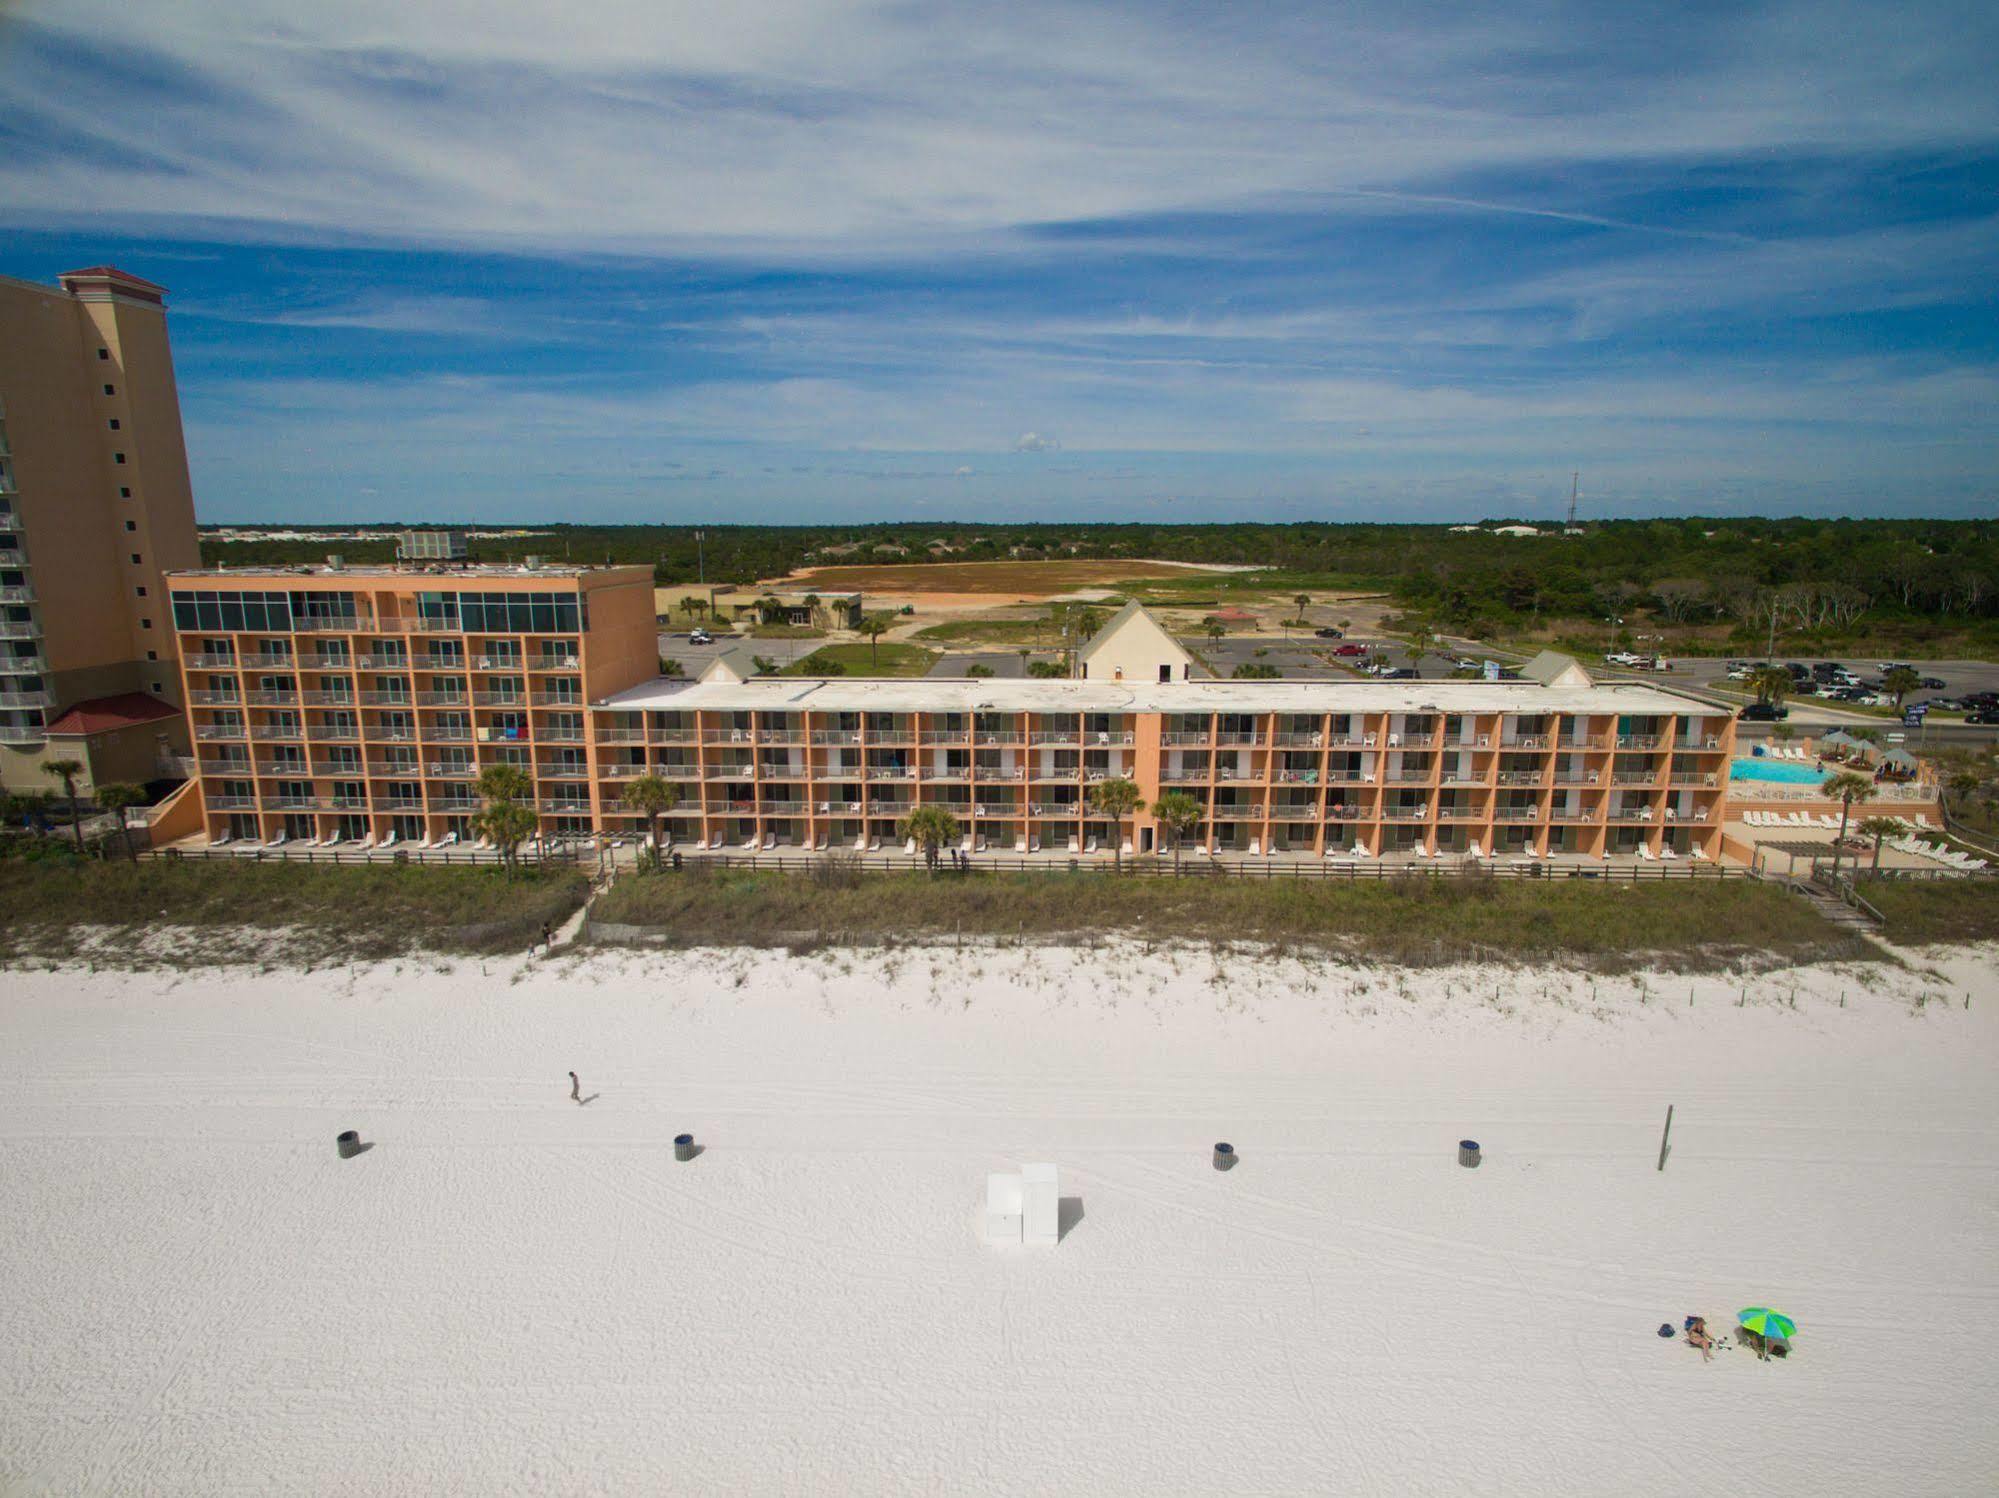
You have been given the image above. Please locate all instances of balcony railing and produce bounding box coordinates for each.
[426,763,477,778]
[810,729,861,745]
[250,725,304,740]
[1611,771,1659,786]
[195,725,246,740]
[236,653,295,668]
[531,693,583,708]
[207,795,258,810]
[243,690,297,706]
[1617,734,1663,750]
[1382,806,1429,821]
[301,692,355,707]
[354,654,409,669]
[537,799,593,814]
[188,691,239,705]
[529,657,581,672]
[182,653,237,669]
[1494,806,1542,821]
[1209,804,1265,821]
[0,622,41,640]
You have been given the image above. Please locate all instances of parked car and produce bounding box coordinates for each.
[1921,676,1947,690]
[1333,643,1367,656]
[1314,626,1344,639]
[1381,666,1419,680]
[688,629,713,645]
[1738,702,1790,721]
[1966,711,1999,725]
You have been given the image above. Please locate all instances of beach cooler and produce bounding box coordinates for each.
[1022,1163,1059,1246]
[985,1172,1023,1245]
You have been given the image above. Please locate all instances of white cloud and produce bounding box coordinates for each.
[4,2,1996,254]
[1012,432,1059,452]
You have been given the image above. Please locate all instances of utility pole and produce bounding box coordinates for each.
[1567,471,1579,530]
[695,528,706,587]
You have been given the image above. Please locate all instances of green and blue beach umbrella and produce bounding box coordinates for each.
[1738,1308,1797,1340]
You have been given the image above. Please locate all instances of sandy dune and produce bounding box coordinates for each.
[2,942,1994,1495]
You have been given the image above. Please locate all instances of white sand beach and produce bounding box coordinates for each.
[2,941,1995,1495]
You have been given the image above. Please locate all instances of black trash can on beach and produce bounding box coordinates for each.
[337,1130,363,1159]
[1458,1140,1481,1168]
[1213,1142,1236,1172]
[674,1133,697,1163]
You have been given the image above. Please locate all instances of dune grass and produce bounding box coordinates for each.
[591,867,1860,971]
[0,853,589,964]
[1864,879,1999,945]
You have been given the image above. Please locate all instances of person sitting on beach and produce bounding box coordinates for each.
[1685,1317,1713,1362]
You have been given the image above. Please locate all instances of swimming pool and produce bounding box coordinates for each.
[1730,756,1825,785]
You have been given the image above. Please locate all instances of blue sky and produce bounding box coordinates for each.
[2,0,1996,523]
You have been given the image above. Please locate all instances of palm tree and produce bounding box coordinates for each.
[860,611,896,666]
[1292,594,1311,636]
[621,774,679,867]
[679,595,707,622]
[1881,666,1921,709]
[95,782,148,862]
[473,762,535,871]
[474,797,539,875]
[1821,770,1876,876]
[1150,790,1202,872]
[1856,815,1901,876]
[802,593,822,626]
[1749,665,1793,709]
[1401,615,1434,673]
[898,804,959,873]
[1204,617,1226,647]
[4,788,53,837]
[41,758,86,852]
[1087,776,1144,872]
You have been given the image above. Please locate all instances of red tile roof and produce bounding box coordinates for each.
[44,692,181,737]
[59,265,167,293]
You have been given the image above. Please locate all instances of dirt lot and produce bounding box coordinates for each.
[774,558,1232,600]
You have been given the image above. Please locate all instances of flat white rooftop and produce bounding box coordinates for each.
[597,675,1718,717]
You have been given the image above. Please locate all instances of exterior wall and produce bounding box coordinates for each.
[0,269,200,786]
[168,566,650,845]
[42,715,185,796]
[1078,609,1192,683]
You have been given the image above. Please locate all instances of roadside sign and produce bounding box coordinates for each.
[1903,706,1927,726]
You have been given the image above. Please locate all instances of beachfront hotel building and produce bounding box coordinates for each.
[0,266,202,790]
[166,570,1734,858]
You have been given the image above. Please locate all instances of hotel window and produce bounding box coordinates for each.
[135,586,147,597]
[103,384,115,395]
[98,347,109,360]
[108,419,120,431]
[114,453,125,464]
[130,553,141,565]
[125,520,136,532]
[174,590,295,633]
[120,487,131,498]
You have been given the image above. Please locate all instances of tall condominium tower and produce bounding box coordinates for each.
[0,266,202,791]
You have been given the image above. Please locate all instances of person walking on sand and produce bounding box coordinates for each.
[569,1070,581,1104]
[541,920,554,953]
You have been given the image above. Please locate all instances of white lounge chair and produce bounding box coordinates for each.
[762,832,777,851]
[1691,847,1708,861]
[378,830,398,850]
[868,837,882,852]
[853,833,868,851]
[817,832,830,851]
[211,830,234,848]
[1248,838,1261,856]
[1029,835,1040,853]
[1661,845,1678,860]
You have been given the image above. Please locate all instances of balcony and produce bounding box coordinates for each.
[1494,806,1543,822]
[413,655,468,671]
[1382,805,1429,821]
[207,795,258,810]
[1270,732,1325,747]
[293,616,364,634]
[297,655,355,671]
[475,655,525,671]
[473,692,526,708]
[197,758,253,774]
[1030,730,1079,746]
[538,727,585,743]
[301,692,356,707]
[308,725,360,742]
[1495,770,1545,786]
[182,653,237,669]
[530,693,583,709]
[0,622,41,640]
[1209,803,1265,821]
[430,794,480,812]
[810,729,861,745]
[529,656,581,672]
[424,728,472,743]
[1670,771,1719,787]
[242,689,298,706]
[0,653,48,675]
[188,690,240,706]
[1617,734,1663,750]
[195,724,246,741]
[236,653,296,669]
[539,764,592,780]
[598,762,646,778]
[1551,771,1599,785]
[253,759,311,775]
[0,584,39,604]
[354,653,409,669]
[1502,734,1550,750]
[418,691,469,707]
[537,799,593,814]
[1436,804,1484,821]
[592,727,646,744]
[426,762,478,779]
[250,725,304,741]
[0,724,46,743]
[1611,771,1660,786]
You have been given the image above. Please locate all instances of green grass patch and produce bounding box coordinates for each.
[0,853,589,964]
[913,617,1053,645]
[749,623,828,639]
[592,867,1860,971]
[1862,879,1999,945]
[787,642,939,677]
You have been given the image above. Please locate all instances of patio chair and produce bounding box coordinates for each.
[1248,837,1261,856]
[1029,835,1041,853]
[904,837,918,855]
[1067,835,1080,853]
[1083,836,1097,853]
[762,832,777,851]
[1661,845,1678,860]
[211,830,234,848]
[868,836,883,852]
[1691,847,1708,861]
